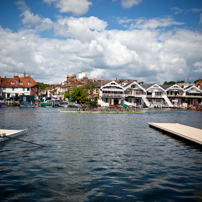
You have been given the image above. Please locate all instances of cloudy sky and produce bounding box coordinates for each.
[0,0,202,84]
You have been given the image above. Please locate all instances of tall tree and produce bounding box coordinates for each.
[71,86,87,103]
[64,89,71,100]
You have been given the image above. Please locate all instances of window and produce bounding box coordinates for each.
[27,88,30,91]
[11,82,15,85]
[12,88,15,91]
[28,82,31,85]
[20,82,23,85]
[35,88,38,92]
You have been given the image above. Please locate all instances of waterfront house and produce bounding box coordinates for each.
[98,81,124,106]
[0,72,38,100]
[160,84,184,107]
[123,81,145,107]
[183,84,202,105]
[195,78,202,90]
[140,83,173,108]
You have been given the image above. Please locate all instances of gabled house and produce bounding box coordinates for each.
[140,83,173,108]
[0,72,38,100]
[160,84,184,107]
[98,81,124,106]
[183,85,202,105]
[123,81,145,107]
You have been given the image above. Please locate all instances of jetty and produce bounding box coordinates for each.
[0,129,28,142]
[149,123,202,145]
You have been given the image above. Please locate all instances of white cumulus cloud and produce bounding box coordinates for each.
[43,0,92,15]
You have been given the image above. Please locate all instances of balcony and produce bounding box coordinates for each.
[167,94,183,97]
[102,93,123,98]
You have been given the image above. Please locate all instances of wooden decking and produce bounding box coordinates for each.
[0,129,28,142]
[149,123,202,145]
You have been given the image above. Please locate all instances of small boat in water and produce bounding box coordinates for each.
[59,101,68,107]
[0,103,8,108]
[0,129,28,143]
[189,108,202,111]
[41,102,52,107]
[20,101,33,108]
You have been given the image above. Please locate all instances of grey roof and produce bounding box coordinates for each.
[140,84,154,90]
[159,84,173,90]
[93,80,112,88]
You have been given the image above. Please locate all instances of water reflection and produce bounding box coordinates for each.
[0,108,202,201]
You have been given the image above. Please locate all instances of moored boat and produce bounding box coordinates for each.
[20,101,33,108]
[41,102,52,107]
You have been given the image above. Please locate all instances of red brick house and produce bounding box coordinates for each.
[195,78,202,90]
[0,72,39,100]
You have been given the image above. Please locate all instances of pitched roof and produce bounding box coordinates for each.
[0,75,38,88]
[140,84,154,90]
[159,84,173,90]
[195,78,202,90]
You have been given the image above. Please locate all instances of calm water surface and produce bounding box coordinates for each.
[0,108,202,201]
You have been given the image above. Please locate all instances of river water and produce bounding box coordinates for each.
[0,107,202,201]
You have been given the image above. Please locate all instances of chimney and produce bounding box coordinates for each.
[199,77,201,82]
[24,71,26,78]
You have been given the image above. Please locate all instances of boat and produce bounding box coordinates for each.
[20,101,33,108]
[0,103,8,108]
[41,102,52,107]
[189,108,202,111]
[59,110,145,114]
[189,104,202,111]
[0,129,28,143]
[59,101,68,107]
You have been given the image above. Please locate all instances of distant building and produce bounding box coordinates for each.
[0,72,39,100]
[195,78,202,90]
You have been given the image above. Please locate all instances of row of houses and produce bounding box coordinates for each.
[0,71,202,108]
[41,72,202,108]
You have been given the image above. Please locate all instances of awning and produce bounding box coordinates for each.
[102,88,123,92]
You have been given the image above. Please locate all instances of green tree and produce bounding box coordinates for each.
[64,89,71,100]
[84,81,98,106]
[37,82,51,91]
[163,81,176,85]
[71,86,87,103]
[177,80,185,83]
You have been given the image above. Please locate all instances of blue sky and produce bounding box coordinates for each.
[0,0,202,84]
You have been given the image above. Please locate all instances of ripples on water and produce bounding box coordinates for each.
[0,108,202,201]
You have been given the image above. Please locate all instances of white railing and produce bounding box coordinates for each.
[102,93,124,98]
[167,94,183,97]
[162,95,173,107]
[142,95,151,108]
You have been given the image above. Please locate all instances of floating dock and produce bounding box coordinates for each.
[0,129,28,143]
[149,123,202,145]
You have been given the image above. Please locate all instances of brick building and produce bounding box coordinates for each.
[0,72,39,100]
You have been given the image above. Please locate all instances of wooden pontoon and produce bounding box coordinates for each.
[149,123,202,145]
[0,129,28,143]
